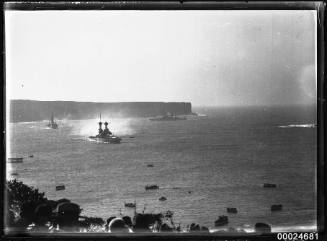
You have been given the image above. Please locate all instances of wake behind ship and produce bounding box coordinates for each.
[88,120,121,144]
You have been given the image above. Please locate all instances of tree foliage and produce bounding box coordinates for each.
[6,179,46,211]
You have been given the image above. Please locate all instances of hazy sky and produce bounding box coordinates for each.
[5,10,316,106]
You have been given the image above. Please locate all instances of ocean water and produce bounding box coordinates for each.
[6,105,317,232]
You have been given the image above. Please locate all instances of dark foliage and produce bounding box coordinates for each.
[122,216,133,227]
[160,223,173,232]
[189,223,201,232]
[133,213,163,231]
[5,180,224,234]
[6,180,48,228]
[7,179,46,209]
[57,198,71,204]
[79,216,105,228]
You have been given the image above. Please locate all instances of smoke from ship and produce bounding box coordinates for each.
[69,116,138,137]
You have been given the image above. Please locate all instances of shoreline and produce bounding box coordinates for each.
[5,178,317,234]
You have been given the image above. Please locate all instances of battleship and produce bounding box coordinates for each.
[149,112,186,121]
[47,113,58,129]
[88,118,121,144]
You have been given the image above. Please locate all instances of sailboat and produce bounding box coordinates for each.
[47,113,58,129]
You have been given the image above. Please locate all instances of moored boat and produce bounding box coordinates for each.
[56,185,65,191]
[226,207,237,213]
[263,183,277,188]
[124,202,136,208]
[8,157,23,163]
[214,215,228,226]
[159,196,167,201]
[271,204,282,211]
[145,185,159,190]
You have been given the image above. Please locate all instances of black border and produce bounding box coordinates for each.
[2,1,326,241]
[1,1,323,11]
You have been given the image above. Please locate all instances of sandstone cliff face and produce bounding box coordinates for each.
[9,100,192,122]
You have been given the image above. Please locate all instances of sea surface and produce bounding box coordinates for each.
[6,105,317,232]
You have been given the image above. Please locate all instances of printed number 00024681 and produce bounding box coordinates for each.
[277,233,318,240]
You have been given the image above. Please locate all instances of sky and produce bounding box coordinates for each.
[5,10,316,106]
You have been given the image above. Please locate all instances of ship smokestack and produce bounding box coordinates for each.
[51,113,54,123]
[104,122,109,130]
[98,121,103,134]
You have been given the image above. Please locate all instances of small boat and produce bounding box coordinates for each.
[263,183,277,188]
[226,207,237,213]
[56,185,65,191]
[145,185,159,190]
[124,202,136,208]
[147,164,154,167]
[159,196,167,201]
[271,204,282,211]
[11,172,19,176]
[29,155,34,158]
[8,157,23,163]
[214,215,229,226]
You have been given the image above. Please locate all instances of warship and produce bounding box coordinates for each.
[88,117,121,144]
[47,113,58,129]
[149,112,186,121]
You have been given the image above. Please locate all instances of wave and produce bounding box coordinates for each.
[278,124,316,128]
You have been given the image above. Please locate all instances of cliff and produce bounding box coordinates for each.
[9,100,193,123]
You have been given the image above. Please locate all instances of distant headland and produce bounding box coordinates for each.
[9,100,193,123]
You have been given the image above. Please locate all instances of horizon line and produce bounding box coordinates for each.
[8,99,317,108]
